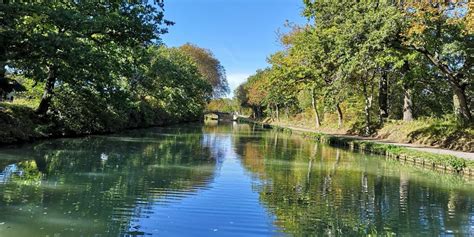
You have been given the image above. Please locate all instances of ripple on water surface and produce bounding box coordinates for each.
[0,124,473,236]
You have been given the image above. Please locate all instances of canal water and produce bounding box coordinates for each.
[0,123,473,236]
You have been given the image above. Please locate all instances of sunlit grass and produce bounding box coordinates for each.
[378,116,473,152]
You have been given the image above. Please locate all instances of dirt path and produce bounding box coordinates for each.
[280,125,474,161]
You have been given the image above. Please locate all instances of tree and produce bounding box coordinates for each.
[402,1,473,124]
[1,2,171,115]
[141,46,212,120]
[246,69,271,118]
[235,0,472,136]
[179,43,229,98]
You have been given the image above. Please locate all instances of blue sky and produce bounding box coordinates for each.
[161,0,307,97]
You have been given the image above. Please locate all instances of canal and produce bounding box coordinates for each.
[0,123,473,236]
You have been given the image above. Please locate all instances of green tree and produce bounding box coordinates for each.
[1,2,170,115]
[179,43,229,98]
[142,46,212,121]
[402,2,472,124]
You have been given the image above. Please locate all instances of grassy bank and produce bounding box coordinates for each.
[0,102,199,145]
[262,115,473,152]
[376,118,473,152]
[239,117,474,176]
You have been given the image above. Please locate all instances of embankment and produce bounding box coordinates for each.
[0,103,200,146]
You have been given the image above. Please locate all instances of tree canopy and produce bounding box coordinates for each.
[179,43,229,98]
[0,1,221,135]
[235,1,473,134]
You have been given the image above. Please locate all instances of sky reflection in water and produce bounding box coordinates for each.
[0,123,473,236]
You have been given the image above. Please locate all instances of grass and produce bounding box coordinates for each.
[377,116,473,152]
[8,98,40,109]
[260,112,473,152]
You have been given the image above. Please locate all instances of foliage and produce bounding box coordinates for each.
[235,1,473,139]
[179,43,229,98]
[401,1,473,125]
[0,2,222,141]
[206,98,238,113]
[1,2,173,115]
[143,46,212,121]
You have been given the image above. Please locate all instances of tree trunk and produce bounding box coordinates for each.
[36,66,57,115]
[364,100,372,136]
[275,104,280,121]
[0,43,7,101]
[452,84,472,125]
[362,82,373,136]
[0,62,5,82]
[311,87,321,128]
[402,84,413,121]
[336,103,343,128]
[413,46,472,124]
[0,60,5,101]
[401,61,413,121]
[379,69,389,124]
[268,104,273,121]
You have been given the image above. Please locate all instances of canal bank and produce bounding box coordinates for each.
[238,117,474,176]
[0,102,204,146]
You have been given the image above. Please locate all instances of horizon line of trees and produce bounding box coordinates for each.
[235,1,472,135]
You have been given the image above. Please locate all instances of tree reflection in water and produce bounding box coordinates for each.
[0,125,217,236]
[0,123,473,236]
[232,125,474,236]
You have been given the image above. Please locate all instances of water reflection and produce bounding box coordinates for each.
[0,126,217,236]
[232,126,474,236]
[0,123,473,236]
[127,130,278,236]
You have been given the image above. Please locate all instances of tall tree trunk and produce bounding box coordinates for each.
[36,66,57,115]
[413,46,472,124]
[401,61,413,121]
[0,45,7,101]
[364,99,372,136]
[452,84,472,125]
[336,103,343,128]
[402,84,413,121]
[0,60,5,101]
[311,87,321,128]
[275,104,280,121]
[268,104,273,121]
[362,82,373,136]
[379,69,389,124]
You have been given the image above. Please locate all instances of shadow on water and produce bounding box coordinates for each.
[0,125,218,236]
[0,122,473,236]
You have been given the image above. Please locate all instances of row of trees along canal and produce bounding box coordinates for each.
[0,2,229,136]
[235,2,473,135]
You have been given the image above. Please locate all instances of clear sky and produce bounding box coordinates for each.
[161,0,307,97]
